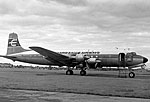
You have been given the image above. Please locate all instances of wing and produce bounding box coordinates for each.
[29,46,70,66]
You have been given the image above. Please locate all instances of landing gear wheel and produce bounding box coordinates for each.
[66,70,74,75]
[129,72,135,78]
[80,70,86,76]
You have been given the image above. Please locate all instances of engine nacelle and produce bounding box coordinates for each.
[75,54,85,62]
[87,58,101,68]
[87,58,97,64]
[76,63,84,68]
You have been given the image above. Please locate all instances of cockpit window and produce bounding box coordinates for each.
[131,52,136,55]
[126,53,133,62]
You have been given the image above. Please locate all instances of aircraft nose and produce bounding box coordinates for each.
[143,57,148,63]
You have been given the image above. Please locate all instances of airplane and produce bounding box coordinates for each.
[0,33,148,78]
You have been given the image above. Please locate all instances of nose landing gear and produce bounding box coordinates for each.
[128,72,135,78]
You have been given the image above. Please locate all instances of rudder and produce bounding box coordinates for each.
[7,33,30,55]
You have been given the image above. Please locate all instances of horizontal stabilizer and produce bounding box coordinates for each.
[0,55,16,60]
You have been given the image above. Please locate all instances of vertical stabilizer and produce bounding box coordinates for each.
[7,33,30,55]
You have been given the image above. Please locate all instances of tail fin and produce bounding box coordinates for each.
[7,33,30,55]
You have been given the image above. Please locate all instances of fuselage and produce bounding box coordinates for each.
[7,52,147,68]
[85,53,145,67]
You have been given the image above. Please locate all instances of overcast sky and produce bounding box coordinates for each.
[0,0,150,67]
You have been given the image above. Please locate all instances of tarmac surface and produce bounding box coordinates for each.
[0,68,149,101]
[0,89,150,102]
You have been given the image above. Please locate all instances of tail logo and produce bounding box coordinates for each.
[8,39,20,47]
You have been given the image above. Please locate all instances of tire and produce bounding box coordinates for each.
[66,70,73,75]
[80,70,86,76]
[129,72,135,78]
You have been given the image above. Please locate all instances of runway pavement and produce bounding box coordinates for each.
[0,89,149,102]
[0,68,149,101]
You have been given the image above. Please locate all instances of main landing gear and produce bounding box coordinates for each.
[80,70,86,76]
[66,67,87,76]
[66,70,74,75]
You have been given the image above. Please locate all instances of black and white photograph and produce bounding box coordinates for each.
[0,0,150,101]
